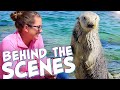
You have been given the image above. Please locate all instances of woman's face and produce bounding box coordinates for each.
[27,16,42,40]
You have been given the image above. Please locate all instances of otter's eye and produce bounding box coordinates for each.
[83,16,86,20]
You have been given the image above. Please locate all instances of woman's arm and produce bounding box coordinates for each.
[36,34,56,79]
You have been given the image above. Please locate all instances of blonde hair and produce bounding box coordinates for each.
[10,11,41,31]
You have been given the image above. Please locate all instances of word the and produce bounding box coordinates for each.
[52,46,73,57]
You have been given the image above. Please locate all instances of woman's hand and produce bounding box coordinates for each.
[44,70,56,79]
[44,74,56,79]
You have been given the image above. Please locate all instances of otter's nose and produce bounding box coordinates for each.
[87,23,94,28]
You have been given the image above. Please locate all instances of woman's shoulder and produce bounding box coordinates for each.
[1,32,18,51]
[1,32,17,45]
[2,31,18,41]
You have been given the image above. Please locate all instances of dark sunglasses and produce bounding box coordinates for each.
[27,24,42,30]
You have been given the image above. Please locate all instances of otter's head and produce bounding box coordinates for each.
[77,11,100,32]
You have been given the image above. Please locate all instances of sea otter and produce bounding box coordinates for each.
[71,11,109,79]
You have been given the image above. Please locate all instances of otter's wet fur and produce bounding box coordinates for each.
[71,11,109,79]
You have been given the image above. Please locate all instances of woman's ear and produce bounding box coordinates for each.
[23,25,29,32]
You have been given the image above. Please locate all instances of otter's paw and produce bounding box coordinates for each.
[85,59,95,70]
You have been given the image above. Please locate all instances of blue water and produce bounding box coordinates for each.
[0,11,120,61]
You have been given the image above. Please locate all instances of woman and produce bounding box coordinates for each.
[0,11,69,79]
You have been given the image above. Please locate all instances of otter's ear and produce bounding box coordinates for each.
[97,15,100,22]
[98,15,100,21]
[76,17,80,20]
